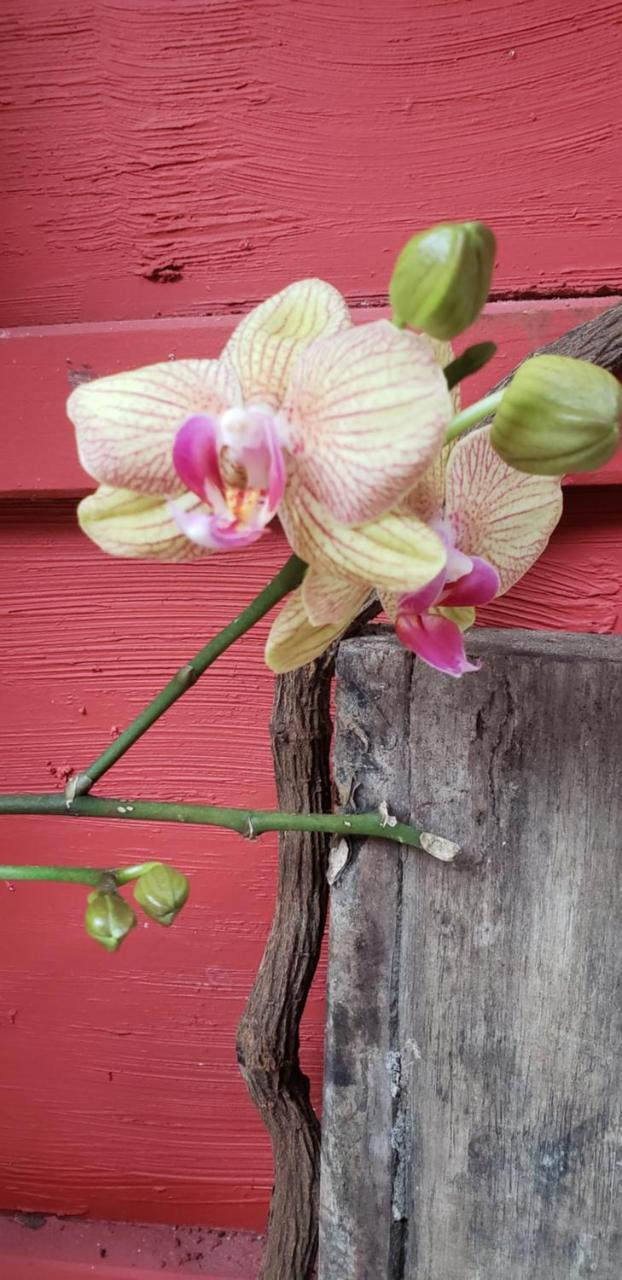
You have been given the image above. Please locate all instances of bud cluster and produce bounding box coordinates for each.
[84,862,190,952]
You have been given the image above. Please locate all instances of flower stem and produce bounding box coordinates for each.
[0,792,459,857]
[0,865,104,885]
[67,554,306,799]
[0,860,162,886]
[444,390,503,443]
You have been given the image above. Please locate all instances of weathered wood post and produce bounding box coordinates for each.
[320,628,621,1280]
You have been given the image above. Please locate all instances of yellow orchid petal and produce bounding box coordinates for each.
[376,589,400,622]
[68,359,240,495]
[280,478,446,594]
[302,566,371,627]
[265,587,362,674]
[78,486,207,561]
[401,442,455,522]
[222,279,351,408]
[284,320,453,526]
[445,426,563,594]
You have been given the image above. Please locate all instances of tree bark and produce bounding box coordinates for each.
[234,298,622,1280]
[236,654,334,1280]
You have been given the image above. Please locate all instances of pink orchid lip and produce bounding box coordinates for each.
[170,503,268,551]
[395,552,499,677]
[440,556,500,607]
[399,567,448,615]
[398,554,500,617]
[395,611,481,678]
[173,414,225,506]
[171,409,286,551]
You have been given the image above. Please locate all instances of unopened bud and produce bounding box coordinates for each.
[134,863,190,926]
[389,221,496,339]
[85,890,136,952]
[491,355,621,475]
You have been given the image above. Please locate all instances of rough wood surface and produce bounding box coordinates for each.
[322,628,622,1279]
[1,0,621,326]
[236,657,333,1280]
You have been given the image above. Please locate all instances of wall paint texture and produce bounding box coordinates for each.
[0,0,620,1233]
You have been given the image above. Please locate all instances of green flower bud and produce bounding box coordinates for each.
[491,355,622,476]
[389,221,496,340]
[85,890,136,952]
[133,863,190,927]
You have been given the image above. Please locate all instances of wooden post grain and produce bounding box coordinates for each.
[321,628,622,1280]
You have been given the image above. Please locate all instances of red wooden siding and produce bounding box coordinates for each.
[1,0,621,325]
[0,0,620,1236]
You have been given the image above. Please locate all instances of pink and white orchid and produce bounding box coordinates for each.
[266,427,563,677]
[68,280,455,597]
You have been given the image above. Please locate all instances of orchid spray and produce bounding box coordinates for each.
[0,221,620,940]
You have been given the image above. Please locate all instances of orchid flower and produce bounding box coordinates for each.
[68,280,455,598]
[266,426,563,677]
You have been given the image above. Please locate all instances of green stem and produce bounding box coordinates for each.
[0,860,161,887]
[444,390,503,444]
[0,865,104,885]
[68,554,306,799]
[0,792,456,855]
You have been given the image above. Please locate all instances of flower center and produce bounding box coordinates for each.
[171,405,287,551]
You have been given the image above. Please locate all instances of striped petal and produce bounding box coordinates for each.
[280,478,446,594]
[283,320,453,525]
[68,359,241,496]
[265,587,363,674]
[223,279,351,408]
[402,443,453,522]
[78,486,207,561]
[302,566,371,627]
[445,426,563,594]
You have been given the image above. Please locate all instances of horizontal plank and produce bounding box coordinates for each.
[1,0,620,325]
[0,1214,261,1278]
[2,297,621,495]
[0,1262,241,1280]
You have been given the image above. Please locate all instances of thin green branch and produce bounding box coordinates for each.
[68,554,306,799]
[0,865,105,885]
[0,860,161,887]
[0,792,459,858]
[445,390,503,443]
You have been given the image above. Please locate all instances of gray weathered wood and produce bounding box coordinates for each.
[321,628,622,1280]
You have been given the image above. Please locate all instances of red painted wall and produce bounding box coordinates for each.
[0,0,620,1234]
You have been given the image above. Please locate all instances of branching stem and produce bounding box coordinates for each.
[67,554,306,799]
[0,791,449,855]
